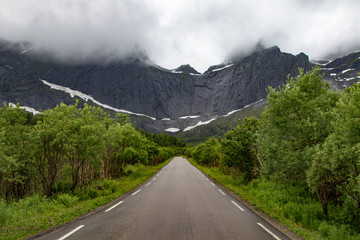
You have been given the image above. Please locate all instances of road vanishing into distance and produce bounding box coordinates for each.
[38,157,291,240]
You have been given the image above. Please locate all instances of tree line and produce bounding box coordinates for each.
[0,101,184,200]
[190,68,360,232]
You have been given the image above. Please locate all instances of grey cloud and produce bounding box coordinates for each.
[0,0,359,72]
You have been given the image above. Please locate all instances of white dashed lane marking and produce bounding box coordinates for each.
[257,223,282,240]
[231,200,244,211]
[57,225,84,240]
[132,189,141,196]
[105,201,124,212]
[218,189,226,195]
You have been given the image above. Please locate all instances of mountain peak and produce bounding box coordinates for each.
[174,64,200,74]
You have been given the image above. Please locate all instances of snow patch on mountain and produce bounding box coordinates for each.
[183,118,217,132]
[8,103,40,115]
[41,79,157,120]
[181,99,264,132]
[342,69,355,74]
[179,115,200,119]
[212,64,234,72]
[20,47,34,55]
[164,128,180,133]
[224,99,264,117]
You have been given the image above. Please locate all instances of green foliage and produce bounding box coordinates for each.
[100,179,119,193]
[258,68,339,185]
[56,194,79,208]
[308,84,360,228]
[0,100,178,201]
[0,199,8,225]
[222,117,260,181]
[192,138,222,166]
[140,130,186,148]
[52,180,73,195]
[0,103,34,200]
[114,112,131,125]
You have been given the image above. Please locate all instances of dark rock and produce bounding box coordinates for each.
[0,41,314,132]
[174,64,200,74]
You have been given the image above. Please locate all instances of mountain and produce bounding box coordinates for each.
[316,51,360,89]
[173,64,200,74]
[0,41,313,133]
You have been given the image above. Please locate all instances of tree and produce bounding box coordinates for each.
[258,67,339,185]
[0,103,33,200]
[105,123,149,178]
[192,138,222,167]
[31,108,66,197]
[307,84,360,220]
[54,102,107,190]
[222,117,260,181]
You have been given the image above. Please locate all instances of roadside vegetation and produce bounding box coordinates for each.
[187,68,360,240]
[0,101,184,239]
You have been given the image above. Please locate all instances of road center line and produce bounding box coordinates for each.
[105,201,124,212]
[57,225,84,240]
[132,189,141,196]
[257,223,282,240]
[210,182,215,187]
[231,200,244,211]
[145,182,151,186]
[218,189,226,195]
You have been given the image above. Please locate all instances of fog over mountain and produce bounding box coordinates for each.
[0,0,359,72]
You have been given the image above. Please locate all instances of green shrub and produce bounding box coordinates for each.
[318,221,330,238]
[283,202,303,223]
[124,163,146,178]
[124,165,134,176]
[300,203,324,229]
[87,188,100,199]
[101,179,119,193]
[319,223,354,240]
[328,224,349,240]
[52,180,72,194]
[56,194,78,208]
[0,199,8,225]
[74,187,90,201]
[17,194,48,214]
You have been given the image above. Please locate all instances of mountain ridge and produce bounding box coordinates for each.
[2,40,358,133]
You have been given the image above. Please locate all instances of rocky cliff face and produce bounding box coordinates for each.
[0,41,313,132]
[316,51,360,89]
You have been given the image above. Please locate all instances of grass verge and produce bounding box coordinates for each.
[188,159,360,240]
[0,160,171,240]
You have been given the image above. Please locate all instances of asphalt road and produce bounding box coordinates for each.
[38,157,291,240]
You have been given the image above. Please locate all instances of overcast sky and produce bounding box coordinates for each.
[0,0,359,72]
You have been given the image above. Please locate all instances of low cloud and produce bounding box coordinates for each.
[0,0,359,72]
